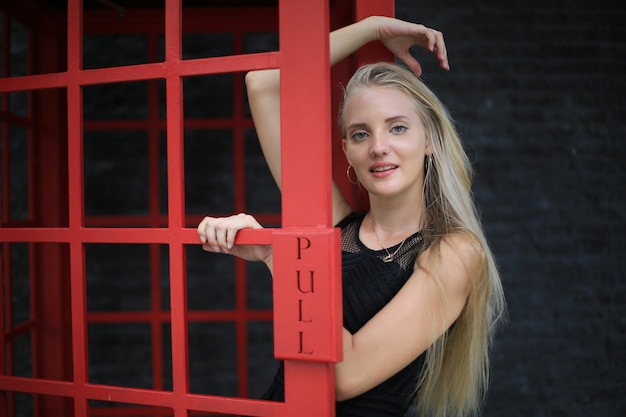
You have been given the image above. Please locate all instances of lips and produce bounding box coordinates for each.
[368,163,398,179]
[370,164,398,173]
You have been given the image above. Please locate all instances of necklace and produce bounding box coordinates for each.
[369,216,408,263]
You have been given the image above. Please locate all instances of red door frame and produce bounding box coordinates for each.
[0,0,394,416]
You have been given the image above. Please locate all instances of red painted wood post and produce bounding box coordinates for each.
[66,0,90,415]
[355,0,395,66]
[276,0,342,416]
[163,1,192,417]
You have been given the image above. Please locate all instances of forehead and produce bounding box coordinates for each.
[344,86,418,119]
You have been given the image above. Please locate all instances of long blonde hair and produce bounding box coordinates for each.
[338,62,506,417]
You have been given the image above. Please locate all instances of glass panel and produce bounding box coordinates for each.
[10,243,30,325]
[161,322,172,391]
[0,11,3,76]
[9,91,27,117]
[83,34,149,69]
[13,392,33,417]
[9,124,28,221]
[84,81,149,120]
[159,130,168,215]
[247,321,278,399]
[182,32,232,59]
[184,129,234,215]
[9,393,75,416]
[12,332,32,377]
[243,32,278,54]
[188,322,237,396]
[89,401,172,414]
[84,130,149,218]
[245,128,281,213]
[246,260,272,310]
[85,244,152,312]
[9,18,28,77]
[158,78,167,120]
[186,246,235,311]
[88,323,153,389]
[160,245,170,311]
[183,74,233,119]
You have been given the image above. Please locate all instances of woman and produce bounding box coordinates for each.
[198,16,505,417]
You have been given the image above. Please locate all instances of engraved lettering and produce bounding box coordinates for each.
[296,270,315,293]
[296,237,311,260]
[298,299,313,322]
[298,331,313,354]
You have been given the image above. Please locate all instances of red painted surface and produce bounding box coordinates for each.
[272,228,342,362]
[0,1,393,416]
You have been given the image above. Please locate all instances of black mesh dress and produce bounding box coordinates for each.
[261,211,426,417]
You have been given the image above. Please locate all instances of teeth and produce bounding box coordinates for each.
[372,166,396,172]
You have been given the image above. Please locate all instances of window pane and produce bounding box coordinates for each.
[183,74,233,119]
[188,322,237,396]
[84,81,149,120]
[245,128,280,213]
[186,246,235,311]
[9,18,28,77]
[84,130,149,218]
[9,124,28,221]
[83,34,149,69]
[88,323,153,389]
[86,244,154,312]
[184,129,234,215]
[183,32,232,59]
[10,243,30,326]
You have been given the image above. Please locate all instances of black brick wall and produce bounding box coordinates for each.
[394,1,625,415]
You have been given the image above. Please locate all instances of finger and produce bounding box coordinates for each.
[205,218,224,249]
[225,214,245,249]
[197,219,206,243]
[432,30,449,70]
[202,242,227,254]
[227,213,259,249]
[197,216,212,243]
[214,218,230,249]
[398,51,423,76]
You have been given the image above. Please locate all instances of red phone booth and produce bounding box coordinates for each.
[0,0,392,416]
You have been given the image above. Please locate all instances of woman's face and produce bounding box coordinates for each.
[342,86,429,199]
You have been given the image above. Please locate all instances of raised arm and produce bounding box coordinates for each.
[245,16,448,226]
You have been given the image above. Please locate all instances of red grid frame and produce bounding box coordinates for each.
[0,0,394,416]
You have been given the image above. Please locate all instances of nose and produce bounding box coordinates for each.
[369,131,390,157]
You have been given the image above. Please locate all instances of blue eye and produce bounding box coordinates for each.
[391,125,407,134]
[351,131,368,141]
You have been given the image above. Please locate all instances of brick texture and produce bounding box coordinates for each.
[395,1,625,415]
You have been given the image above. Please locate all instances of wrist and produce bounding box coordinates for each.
[362,15,383,42]
[263,251,274,273]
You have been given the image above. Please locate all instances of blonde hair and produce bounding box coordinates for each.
[338,62,506,417]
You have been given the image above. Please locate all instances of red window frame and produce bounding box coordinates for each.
[0,0,394,416]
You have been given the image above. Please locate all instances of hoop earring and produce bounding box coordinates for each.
[346,165,358,185]
[425,154,433,172]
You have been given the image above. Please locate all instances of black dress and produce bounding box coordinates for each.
[261,212,425,417]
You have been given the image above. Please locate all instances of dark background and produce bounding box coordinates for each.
[4,0,625,416]
[395,1,625,416]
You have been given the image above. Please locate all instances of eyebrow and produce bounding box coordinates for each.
[346,115,411,131]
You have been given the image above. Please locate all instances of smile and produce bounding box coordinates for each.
[370,165,398,172]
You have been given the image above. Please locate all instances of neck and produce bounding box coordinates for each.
[367,195,424,240]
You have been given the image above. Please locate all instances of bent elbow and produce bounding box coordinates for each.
[244,69,279,97]
[334,373,360,402]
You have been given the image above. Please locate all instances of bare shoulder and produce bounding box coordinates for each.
[417,231,484,294]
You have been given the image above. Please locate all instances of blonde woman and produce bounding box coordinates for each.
[198,16,505,417]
